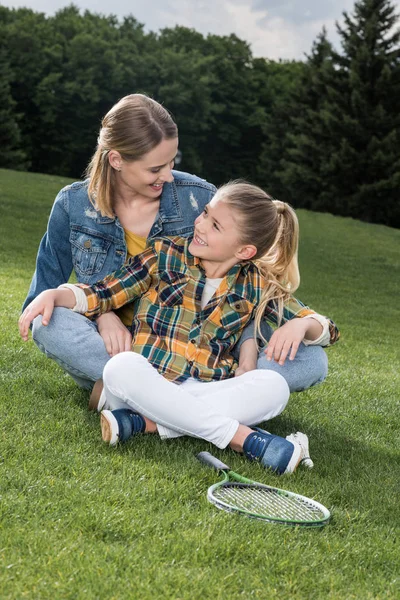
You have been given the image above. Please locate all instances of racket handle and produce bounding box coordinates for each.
[197,452,230,472]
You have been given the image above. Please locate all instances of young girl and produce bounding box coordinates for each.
[19,182,339,475]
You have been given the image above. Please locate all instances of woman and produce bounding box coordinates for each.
[23,94,216,388]
[23,94,330,393]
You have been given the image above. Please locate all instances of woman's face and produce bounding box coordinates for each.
[113,137,179,199]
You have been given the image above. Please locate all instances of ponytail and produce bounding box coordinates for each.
[217,181,300,344]
[253,201,300,342]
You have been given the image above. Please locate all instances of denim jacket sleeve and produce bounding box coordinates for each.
[22,188,74,311]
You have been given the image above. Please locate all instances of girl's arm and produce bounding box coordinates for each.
[19,244,159,340]
[19,288,76,341]
[75,244,157,319]
[263,297,339,365]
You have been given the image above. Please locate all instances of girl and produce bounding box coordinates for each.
[19,182,339,475]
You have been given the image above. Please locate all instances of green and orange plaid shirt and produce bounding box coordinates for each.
[77,236,339,383]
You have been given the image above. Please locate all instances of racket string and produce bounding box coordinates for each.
[213,484,325,522]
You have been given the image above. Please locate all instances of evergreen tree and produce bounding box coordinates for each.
[279,29,335,209]
[329,0,400,226]
[282,0,400,226]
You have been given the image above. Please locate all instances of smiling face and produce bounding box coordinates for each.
[110,137,179,200]
[188,193,257,277]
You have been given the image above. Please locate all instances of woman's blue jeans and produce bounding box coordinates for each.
[32,308,328,392]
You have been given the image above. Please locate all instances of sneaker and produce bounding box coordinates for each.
[244,427,303,475]
[100,409,145,446]
[286,432,314,469]
[89,379,105,412]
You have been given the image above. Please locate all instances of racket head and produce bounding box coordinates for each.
[207,480,330,527]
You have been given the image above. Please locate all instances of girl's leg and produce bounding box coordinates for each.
[32,307,110,389]
[102,352,290,449]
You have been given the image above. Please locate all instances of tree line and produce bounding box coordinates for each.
[1,0,399,227]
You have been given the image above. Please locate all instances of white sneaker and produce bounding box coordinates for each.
[286,432,314,469]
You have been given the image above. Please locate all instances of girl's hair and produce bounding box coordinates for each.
[218,181,300,343]
[85,94,178,217]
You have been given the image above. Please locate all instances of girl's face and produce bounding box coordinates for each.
[112,137,179,199]
[189,195,255,270]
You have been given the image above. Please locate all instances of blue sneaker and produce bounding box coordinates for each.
[243,427,303,475]
[100,409,145,446]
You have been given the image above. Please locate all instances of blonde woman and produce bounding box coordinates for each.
[23,94,216,388]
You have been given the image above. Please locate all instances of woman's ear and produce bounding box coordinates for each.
[236,245,257,261]
[108,150,122,171]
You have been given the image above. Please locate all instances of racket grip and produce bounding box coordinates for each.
[197,451,230,471]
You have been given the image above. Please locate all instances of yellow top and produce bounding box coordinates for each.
[115,229,147,327]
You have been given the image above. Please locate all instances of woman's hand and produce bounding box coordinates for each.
[19,288,75,341]
[265,318,322,365]
[96,312,132,357]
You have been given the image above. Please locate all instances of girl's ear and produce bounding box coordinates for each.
[108,150,122,171]
[236,245,257,261]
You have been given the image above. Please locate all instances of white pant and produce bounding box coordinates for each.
[102,352,290,449]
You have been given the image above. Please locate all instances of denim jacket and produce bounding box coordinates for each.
[23,170,216,310]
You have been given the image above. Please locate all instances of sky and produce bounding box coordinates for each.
[2,0,400,60]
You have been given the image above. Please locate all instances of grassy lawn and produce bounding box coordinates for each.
[0,168,399,599]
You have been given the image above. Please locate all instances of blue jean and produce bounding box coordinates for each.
[32,308,328,392]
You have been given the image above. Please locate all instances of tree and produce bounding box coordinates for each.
[275,29,334,208]
[0,48,27,170]
[281,0,400,226]
[329,0,400,225]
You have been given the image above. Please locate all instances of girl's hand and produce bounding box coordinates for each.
[96,312,132,356]
[19,290,58,341]
[18,288,75,341]
[265,318,310,366]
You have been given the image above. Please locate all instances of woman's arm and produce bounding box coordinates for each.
[22,188,74,311]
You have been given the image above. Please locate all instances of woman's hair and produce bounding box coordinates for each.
[86,94,178,217]
[218,181,300,343]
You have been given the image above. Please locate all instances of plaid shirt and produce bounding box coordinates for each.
[77,236,339,383]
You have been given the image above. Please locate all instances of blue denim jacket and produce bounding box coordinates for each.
[23,170,216,310]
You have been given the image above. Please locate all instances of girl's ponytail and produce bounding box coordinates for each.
[218,181,300,345]
[253,201,300,342]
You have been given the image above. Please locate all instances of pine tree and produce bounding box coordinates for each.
[279,28,335,209]
[281,0,400,227]
[329,0,400,226]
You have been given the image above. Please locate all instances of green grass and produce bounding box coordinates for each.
[0,168,399,599]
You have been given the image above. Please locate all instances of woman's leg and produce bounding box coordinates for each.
[102,352,290,449]
[32,307,110,389]
[255,323,328,392]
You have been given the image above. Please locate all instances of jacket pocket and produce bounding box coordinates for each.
[70,229,112,277]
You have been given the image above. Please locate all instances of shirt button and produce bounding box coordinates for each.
[190,339,196,344]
